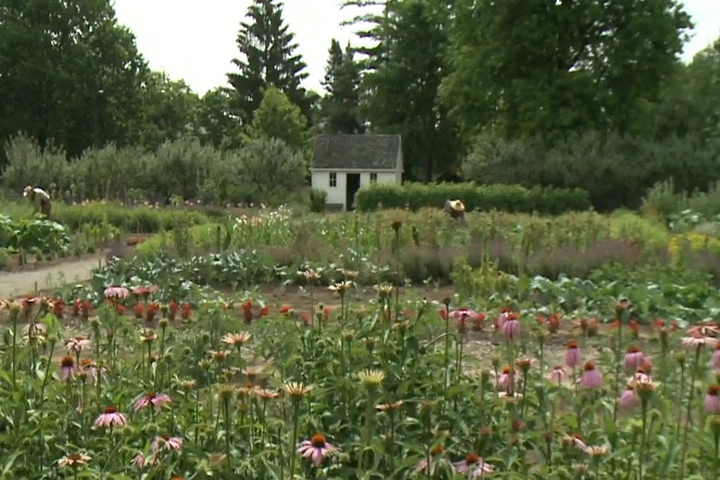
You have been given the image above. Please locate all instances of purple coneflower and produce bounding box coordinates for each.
[453,453,494,478]
[151,434,183,452]
[296,434,338,466]
[565,341,582,368]
[580,362,602,388]
[623,346,646,370]
[705,385,720,414]
[94,406,127,428]
[134,392,172,412]
[104,286,129,299]
[59,355,75,381]
[618,384,640,411]
[502,313,520,341]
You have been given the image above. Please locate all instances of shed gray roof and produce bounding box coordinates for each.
[311,134,401,170]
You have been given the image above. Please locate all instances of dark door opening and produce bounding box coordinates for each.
[345,173,361,211]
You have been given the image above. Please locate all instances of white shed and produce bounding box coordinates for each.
[310,134,403,211]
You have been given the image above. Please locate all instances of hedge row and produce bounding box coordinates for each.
[355,183,591,215]
[39,204,210,233]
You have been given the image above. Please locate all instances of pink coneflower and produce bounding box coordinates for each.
[151,434,183,452]
[453,453,494,478]
[497,365,515,390]
[623,346,646,370]
[449,308,478,320]
[618,384,640,411]
[495,307,510,331]
[682,336,717,349]
[57,453,91,468]
[103,286,129,299]
[59,355,75,381]
[296,434,339,466]
[562,433,588,451]
[549,365,566,384]
[23,322,46,337]
[712,344,720,370]
[705,385,720,414]
[580,362,602,388]
[414,445,449,475]
[133,392,172,412]
[80,358,107,382]
[302,269,319,281]
[132,285,158,297]
[94,406,127,428]
[502,313,520,340]
[65,336,90,354]
[131,453,158,469]
[565,341,582,368]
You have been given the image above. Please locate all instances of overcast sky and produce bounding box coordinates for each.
[113,0,720,95]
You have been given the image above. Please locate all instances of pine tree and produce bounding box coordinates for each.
[320,39,362,134]
[227,0,314,124]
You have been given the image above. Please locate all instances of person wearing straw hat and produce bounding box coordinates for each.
[444,199,466,225]
[23,185,52,219]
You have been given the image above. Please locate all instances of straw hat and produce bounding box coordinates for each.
[449,200,465,212]
[23,185,33,197]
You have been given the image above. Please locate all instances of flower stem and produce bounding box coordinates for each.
[638,401,647,480]
[38,339,55,404]
[288,400,301,478]
[678,346,701,479]
[611,322,623,423]
[442,303,451,418]
[10,308,18,390]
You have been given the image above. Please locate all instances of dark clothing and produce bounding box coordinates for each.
[40,197,51,219]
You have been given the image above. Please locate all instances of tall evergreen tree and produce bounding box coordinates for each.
[227,0,315,124]
[320,39,362,134]
[347,0,459,181]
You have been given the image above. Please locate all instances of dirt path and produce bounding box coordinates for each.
[0,256,105,298]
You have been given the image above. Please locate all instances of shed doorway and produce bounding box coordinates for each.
[345,173,361,211]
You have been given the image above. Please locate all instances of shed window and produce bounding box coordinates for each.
[329,172,337,187]
[370,172,378,183]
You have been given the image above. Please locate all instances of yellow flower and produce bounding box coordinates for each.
[357,369,385,387]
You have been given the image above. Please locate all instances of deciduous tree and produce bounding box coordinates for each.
[244,87,310,153]
[441,0,692,143]
[0,0,148,159]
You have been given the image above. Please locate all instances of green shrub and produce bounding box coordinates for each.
[309,188,328,213]
[50,203,209,233]
[355,182,591,214]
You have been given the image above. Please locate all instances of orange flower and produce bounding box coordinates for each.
[180,302,192,320]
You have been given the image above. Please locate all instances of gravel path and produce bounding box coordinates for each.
[0,256,105,298]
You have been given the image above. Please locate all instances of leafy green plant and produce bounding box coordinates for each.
[0,215,70,254]
[309,188,327,213]
[355,182,591,214]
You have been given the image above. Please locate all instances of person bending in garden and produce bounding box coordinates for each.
[23,185,52,219]
[444,199,467,225]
